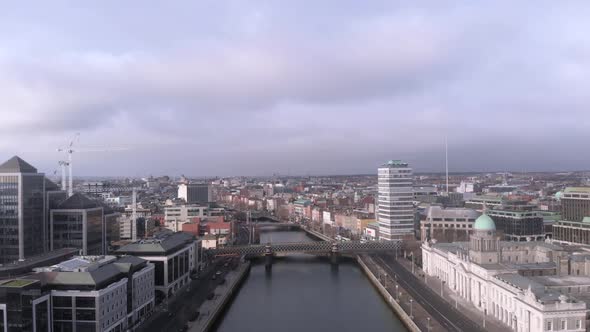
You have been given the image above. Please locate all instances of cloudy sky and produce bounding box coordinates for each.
[1,1,589,176]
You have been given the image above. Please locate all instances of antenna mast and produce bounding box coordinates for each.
[445,136,449,195]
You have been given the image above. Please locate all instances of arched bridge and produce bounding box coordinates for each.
[208,240,403,256]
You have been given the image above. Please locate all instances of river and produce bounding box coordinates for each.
[213,230,407,332]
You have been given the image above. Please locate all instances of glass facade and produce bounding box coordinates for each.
[21,175,46,259]
[52,208,104,255]
[0,175,19,263]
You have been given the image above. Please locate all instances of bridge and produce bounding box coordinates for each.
[208,240,403,265]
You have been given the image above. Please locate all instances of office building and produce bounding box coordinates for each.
[164,205,207,232]
[32,255,155,332]
[377,160,415,241]
[50,193,105,255]
[553,217,590,246]
[116,231,201,300]
[0,156,48,263]
[178,183,211,204]
[561,187,590,222]
[487,202,545,242]
[420,206,480,242]
[423,214,589,332]
[0,279,51,332]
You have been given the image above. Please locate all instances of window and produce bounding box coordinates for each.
[575,320,581,329]
[547,321,552,331]
[561,320,566,330]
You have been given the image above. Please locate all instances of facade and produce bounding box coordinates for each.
[420,206,480,242]
[488,203,545,242]
[177,184,211,204]
[377,160,414,241]
[422,214,589,332]
[0,156,48,263]
[116,232,201,300]
[0,279,51,332]
[553,217,590,246]
[561,187,590,222]
[164,205,207,232]
[465,195,503,210]
[50,194,105,255]
[32,255,155,332]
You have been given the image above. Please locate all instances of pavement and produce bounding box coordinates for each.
[373,254,492,332]
[136,257,240,332]
[394,256,509,332]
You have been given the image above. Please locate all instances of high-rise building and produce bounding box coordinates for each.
[561,187,590,222]
[377,160,415,241]
[178,183,211,204]
[487,202,545,241]
[0,156,48,263]
[50,193,105,255]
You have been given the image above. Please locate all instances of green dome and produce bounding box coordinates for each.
[473,213,496,231]
[555,191,563,200]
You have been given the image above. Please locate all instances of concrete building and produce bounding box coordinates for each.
[377,160,414,241]
[177,183,211,204]
[164,205,207,232]
[413,186,438,204]
[487,203,545,242]
[50,193,105,255]
[32,255,155,332]
[561,187,590,222]
[553,217,590,246]
[0,156,50,263]
[420,206,480,242]
[116,232,201,300]
[465,195,503,210]
[422,214,589,332]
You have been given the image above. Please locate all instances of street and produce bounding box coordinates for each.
[137,258,239,332]
[373,254,487,332]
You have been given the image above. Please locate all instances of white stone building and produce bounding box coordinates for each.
[422,213,589,332]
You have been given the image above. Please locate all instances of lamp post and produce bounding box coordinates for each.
[409,299,414,319]
[427,317,431,332]
[396,285,399,302]
[482,300,486,328]
[441,280,445,296]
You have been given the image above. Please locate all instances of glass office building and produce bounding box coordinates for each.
[0,156,47,264]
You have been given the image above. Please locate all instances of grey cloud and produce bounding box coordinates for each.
[0,1,590,175]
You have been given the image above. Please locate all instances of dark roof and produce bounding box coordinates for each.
[45,178,60,191]
[117,232,195,256]
[0,156,37,173]
[57,193,101,210]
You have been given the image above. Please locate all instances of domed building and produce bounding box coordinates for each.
[469,213,500,265]
[422,208,590,331]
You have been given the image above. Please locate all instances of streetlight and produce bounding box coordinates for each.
[409,299,414,319]
[482,300,486,328]
[441,280,445,296]
[396,285,399,301]
[427,317,431,332]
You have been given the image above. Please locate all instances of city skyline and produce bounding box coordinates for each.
[1,2,590,176]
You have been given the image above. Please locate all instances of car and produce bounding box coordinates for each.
[211,275,217,280]
[215,271,222,276]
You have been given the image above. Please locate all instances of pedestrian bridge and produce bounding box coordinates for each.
[208,240,403,257]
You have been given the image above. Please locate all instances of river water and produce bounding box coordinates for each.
[214,230,407,332]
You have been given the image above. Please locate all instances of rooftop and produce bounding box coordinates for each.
[0,156,37,173]
[0,279,38,288]
[116,231,196,256]
[564,187,590,194]
[380,160,409,168]
[56,193,101,210]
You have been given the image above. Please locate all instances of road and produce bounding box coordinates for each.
[374,254,486,332]
[137,258,239,332]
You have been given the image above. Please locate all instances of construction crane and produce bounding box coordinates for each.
[58,160,69,191]
[57,133,128,197]
[57,133,79,197]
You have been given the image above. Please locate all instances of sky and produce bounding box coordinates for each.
[1,1,589,176]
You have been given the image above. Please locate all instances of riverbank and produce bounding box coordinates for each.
[189,261,251,332]
[357,255,422,332]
